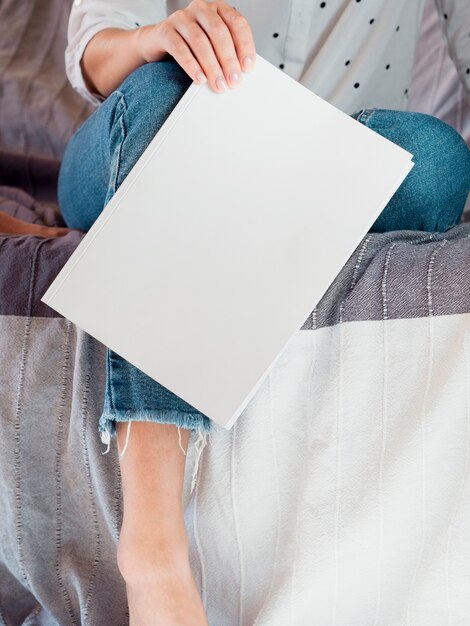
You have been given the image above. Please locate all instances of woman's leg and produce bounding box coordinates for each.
[116,422,209,625]
[352,109,470,233]
[58,60,210,625]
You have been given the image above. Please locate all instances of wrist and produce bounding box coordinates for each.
[133,23,167,64]
[131,25,150,64]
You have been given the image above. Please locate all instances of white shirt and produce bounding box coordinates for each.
[67,0,470,115]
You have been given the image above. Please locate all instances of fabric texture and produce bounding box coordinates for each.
[409,0,470,221]
[66,0,470,114]
[1,192,470,623]
[409,0,470,145]
[0,0,94,159]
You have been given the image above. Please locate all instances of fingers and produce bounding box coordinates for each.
[171,9,233,92]
[157,18,209,86]
[148,0,256,93]
[216,2,256,73]
[187,0,243,91]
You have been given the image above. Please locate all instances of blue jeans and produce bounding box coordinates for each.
[58,59,470,444]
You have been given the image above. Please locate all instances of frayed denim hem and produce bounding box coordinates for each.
[99,408,212,494]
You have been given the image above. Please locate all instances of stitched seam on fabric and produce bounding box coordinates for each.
[333,299,345,626]
[310,306,317,330]
[81,335,101,620]
[373,242,396,624]
[54,319,77,624]
[381,243,396,321]
[291,323,317,624]
[230,417,245,626]
[406,240,446,623]
[259,374,281,625]
[252,380,278,626]
[445,325,470,623]
[338,299,344,325]
[350,236,371,291]
[13,237,48,589]
[427,241,448,316]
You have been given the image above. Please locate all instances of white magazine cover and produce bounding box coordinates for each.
[42,54,413,429]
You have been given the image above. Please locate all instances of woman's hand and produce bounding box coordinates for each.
[81,1,255,99]
[136,0,256,93]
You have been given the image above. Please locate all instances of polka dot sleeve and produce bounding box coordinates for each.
[66,0,167,105]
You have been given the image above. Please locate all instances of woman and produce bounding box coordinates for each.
[59,0,470,623]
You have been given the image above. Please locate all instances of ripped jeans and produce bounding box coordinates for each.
[58,59,470,481]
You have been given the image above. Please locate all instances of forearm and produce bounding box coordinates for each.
[79,1,256,100]
[81,27,161,99]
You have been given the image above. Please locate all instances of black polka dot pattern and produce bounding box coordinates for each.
[69,0,470,120]
[261,0,458,99]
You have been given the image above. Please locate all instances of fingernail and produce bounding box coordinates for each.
[229,71,240,87]
[215,76,228,92]
[195,71,207,84]
[242,55,254,71]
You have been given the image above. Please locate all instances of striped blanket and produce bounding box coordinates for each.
[1,180,470,624]
[1,0,470,623]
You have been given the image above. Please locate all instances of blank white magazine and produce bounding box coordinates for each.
[42,55,413,429]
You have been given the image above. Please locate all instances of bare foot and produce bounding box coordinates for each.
[0,210,72,237]
[117,530,209,626]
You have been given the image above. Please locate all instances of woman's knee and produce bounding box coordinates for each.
[108,60,192,188]
[58,61,192,231]
[405,113,470,229]
[117,60,192,133]
[369,110,470,232]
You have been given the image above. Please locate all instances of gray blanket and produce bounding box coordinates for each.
[1,187,470,623]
